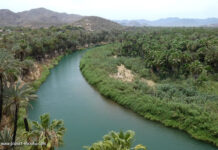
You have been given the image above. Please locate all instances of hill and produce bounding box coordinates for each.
[0,8,122,30]
[72,16,123,31]
[115,17,218,27]
[0,8,82,27]
[115,20,149,27]
[0,9,20,26]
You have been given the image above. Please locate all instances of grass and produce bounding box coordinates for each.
[80,44,218,147]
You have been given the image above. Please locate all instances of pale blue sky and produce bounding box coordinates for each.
[1,0,218,20]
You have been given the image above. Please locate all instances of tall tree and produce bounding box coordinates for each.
[0,49,20,123]
[4,82,36,146]
[24,113,65,150]
[0,127,12,150]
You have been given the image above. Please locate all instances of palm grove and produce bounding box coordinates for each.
[1,24,218,149]
[80,27,218,147]
[0,25,147,150]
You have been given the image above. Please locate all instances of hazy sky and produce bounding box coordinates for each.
[1,0,218,20]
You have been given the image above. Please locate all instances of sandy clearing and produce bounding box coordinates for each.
[110,64,156,87]
[110,64,134,82]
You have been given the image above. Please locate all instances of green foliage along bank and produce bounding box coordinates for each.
[119,27,218,80]
[84,130,146,150]
[31,54,64,90]
[80,44,218,147]
[0,24,122,149]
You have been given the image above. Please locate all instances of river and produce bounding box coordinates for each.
[29,49,217,150]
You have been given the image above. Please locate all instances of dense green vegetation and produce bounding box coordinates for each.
[0,26,146,149]
[84,130,146,150]
[0,26,119,60]
[80,41,218,146]
[24,113,66,150]
[120,28,218,79]
[1,24,218,149]
[0,113,66,150]
[0,25,119,149]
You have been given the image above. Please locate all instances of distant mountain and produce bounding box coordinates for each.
[2,8,217,28]
[209,24,218,27]
[115,17,218,27]
[0,8,82,27]
[0,9,20,26]
[0,8,122,30]
[115,20,149,27]
[72,16,123,31]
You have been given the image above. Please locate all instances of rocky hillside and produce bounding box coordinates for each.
[72,16,123,31]
[0,8,123,30]
[0,9,20,26]
[0,8,82,27]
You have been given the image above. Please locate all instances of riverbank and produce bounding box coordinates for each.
[19,45,106,130]
[17,54,65,135]
[80,44,218,147]
[19,45,102,128]
[30,44,107,91]
[16,46,105,150]
[31,54,64,90]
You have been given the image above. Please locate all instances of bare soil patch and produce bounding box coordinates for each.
[110,64,134,82]
[110,64,156,87]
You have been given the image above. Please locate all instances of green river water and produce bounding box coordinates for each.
[29,49,218,150]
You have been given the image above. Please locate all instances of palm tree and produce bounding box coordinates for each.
[0,126,12,150]
[24,113,66,150]
[20,59,35,78]
[0,49,20,123]
[4,81,36,146]
[0,126,12,143]
[12,41,31,61]
[84,130,146,150]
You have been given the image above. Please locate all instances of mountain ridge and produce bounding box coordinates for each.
[0,8,123,30]
[72,16,123,31]
[1,8,218,28]
[0,8,82,27]
[115,17,218,27]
